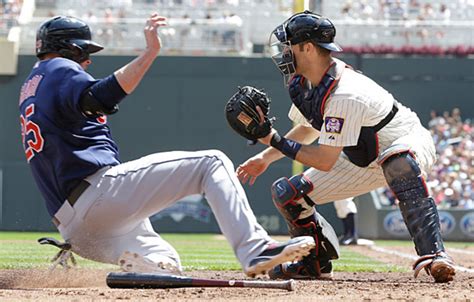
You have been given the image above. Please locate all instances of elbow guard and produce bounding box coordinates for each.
[79,74,126,117]
[80,89,119,117]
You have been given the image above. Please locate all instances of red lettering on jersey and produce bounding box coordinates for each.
[20,104,45,162]
[19,75,44,106]
[97,115,107,124]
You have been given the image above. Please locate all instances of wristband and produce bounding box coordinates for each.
[270,132,302,160]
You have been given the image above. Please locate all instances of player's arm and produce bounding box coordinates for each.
[236,124,319,185]
[114,14,166,93]
[79,14,166,117]
[260,97,366,171]
[257,124,320,164]
[260,129,342,171]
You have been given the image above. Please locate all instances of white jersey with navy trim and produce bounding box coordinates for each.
[289,58,421,151]
[288,58,436,204]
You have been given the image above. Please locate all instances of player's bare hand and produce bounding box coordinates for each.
[144,13,167,55]
[255,106,275,145]
[236,155,270,185]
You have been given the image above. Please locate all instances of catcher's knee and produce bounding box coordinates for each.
[381,151,428,202]
[271,174,314,222]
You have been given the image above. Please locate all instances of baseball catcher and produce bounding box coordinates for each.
[228,10,456,283]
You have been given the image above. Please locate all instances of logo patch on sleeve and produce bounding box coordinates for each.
[325,117,344,134]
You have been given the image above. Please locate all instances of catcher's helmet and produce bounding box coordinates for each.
[36,16,104,63]
[269,11,342,84]
[284,11,342,52]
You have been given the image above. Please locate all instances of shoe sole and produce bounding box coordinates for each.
[246,237,316,278]
[118,251,181,275]
[431,261,455,283]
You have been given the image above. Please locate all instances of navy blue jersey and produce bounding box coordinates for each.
[19,58,120,217]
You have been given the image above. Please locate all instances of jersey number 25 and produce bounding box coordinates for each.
[20,104,44,162]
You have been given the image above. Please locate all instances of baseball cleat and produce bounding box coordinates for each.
[118,251,181,275]
[244,236,315,277]
[413,251,455,283]
[339,234,359,246]
[269,259,333,280]
[430,252,456,283]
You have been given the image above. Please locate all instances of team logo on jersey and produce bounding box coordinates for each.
[438,211,456,236]
[324,117,344,134]
[383,211,409,237]
[460,212,474,238]
[151,194,212,224]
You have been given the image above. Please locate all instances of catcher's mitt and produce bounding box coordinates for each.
[225,86,273,144]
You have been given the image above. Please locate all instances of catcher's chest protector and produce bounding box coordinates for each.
[289,62,398,167]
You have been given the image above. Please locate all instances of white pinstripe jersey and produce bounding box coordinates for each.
[288,58,422,153]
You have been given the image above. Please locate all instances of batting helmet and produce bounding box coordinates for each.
[269,11,342,84]
[36,16,104,63]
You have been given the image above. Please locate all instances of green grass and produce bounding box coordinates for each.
[3,232,468,273]
[375,240,474,248]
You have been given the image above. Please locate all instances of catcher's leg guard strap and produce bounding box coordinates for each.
[271,175,339,277]
[382,152,444,255]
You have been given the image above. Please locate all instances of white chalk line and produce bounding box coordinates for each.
[448,248,474,256]
[369,245,474,273]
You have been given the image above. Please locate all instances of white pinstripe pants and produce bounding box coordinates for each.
[304,126,436,205]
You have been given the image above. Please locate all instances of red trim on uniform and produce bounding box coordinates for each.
[271,177,298,207]
[420,175,429,196]
[375,133,379,157]
[301,174,314,192]
[299,76,305,85]
[377,148,411,165]
[320,80,338,115]
[288,73,302,84]
[316,62,336,86]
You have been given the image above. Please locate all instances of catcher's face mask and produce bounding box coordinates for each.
[269,24,296,86]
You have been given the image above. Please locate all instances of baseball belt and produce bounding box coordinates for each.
[52,180,90,227]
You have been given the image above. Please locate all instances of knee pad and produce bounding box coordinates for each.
[271,174,314,223]
[382,151,428,202]
[382,152,444,255]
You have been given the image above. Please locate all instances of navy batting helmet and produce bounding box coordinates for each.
[269,11,342,84]
[36,16,104,63]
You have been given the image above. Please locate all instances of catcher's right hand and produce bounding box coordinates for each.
[225,86,273,144]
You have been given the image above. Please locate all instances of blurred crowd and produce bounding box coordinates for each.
[382,108,473,209]
[43,0,248,53]
[0,0,22,35]
[337,0,474,48]
[427,108,473,209]
[339,0,473,21]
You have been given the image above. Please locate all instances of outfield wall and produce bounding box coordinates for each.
[0,55,473,240]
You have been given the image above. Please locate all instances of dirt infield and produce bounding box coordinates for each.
[1,245,473,301]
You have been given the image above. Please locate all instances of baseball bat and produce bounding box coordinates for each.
[106,272,295,291]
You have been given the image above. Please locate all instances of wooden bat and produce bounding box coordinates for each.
[106,272,295,291]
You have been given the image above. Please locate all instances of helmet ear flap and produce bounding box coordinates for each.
[58,41,88,63]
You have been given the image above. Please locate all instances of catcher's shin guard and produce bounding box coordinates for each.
[271,175,339,278]
[382,151,455,282]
